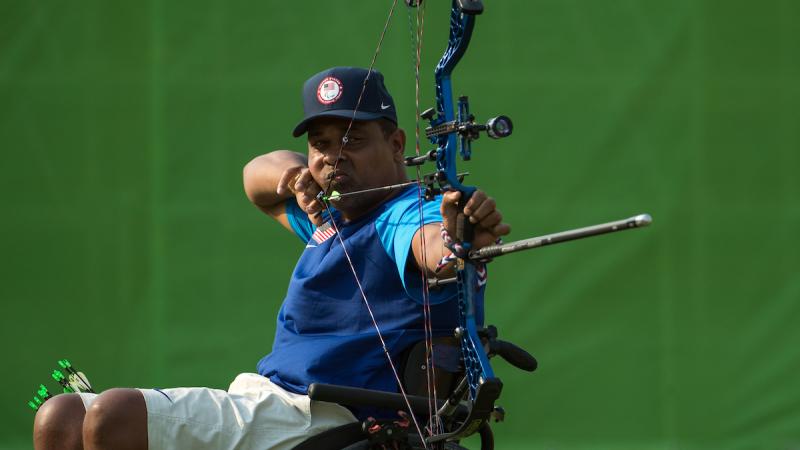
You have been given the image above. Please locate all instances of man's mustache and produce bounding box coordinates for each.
[325,170,348,181]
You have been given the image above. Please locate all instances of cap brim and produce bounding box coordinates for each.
[292,110,391,137]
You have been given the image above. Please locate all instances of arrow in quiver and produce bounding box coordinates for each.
[28,359,95,412]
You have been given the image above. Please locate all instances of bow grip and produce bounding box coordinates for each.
[455,189,476,246]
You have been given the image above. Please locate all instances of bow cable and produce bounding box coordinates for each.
[405,1,443,437]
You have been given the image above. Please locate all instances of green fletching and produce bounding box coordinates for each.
[328,191,341,201]
[37,384,49,397]
[28,400,39,411]
[58,359,71,369]
[52,370,65,382]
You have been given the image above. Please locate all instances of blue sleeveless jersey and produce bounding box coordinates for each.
[257,186,485,402]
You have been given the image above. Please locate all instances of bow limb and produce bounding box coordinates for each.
[419,1,509,444]
[434,0,492,398]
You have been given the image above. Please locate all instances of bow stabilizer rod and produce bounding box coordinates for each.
[428,214,652,288]
[472,213,653,260]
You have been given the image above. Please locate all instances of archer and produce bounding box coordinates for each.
[32,66,510,450]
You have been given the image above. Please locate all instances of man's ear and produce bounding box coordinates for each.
[390,128,406,162]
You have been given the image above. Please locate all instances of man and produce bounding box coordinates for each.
[32,67,510,450]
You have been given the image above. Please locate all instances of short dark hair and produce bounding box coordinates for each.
[377,118,398,139]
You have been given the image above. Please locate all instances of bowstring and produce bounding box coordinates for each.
[405,0,441,438]
[321,202,428,447]
[322,0,399,198]
[316,0,429,447]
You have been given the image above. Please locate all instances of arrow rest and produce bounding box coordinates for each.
[416,171,469,201]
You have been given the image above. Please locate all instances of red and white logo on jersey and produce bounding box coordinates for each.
[317,77,343,105]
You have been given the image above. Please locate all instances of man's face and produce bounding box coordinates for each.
[306,117,405,212]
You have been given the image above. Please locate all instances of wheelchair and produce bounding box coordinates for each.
[292,326,537,450]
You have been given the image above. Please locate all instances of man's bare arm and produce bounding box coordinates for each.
[243,150,317,231]
[411,222,455,278]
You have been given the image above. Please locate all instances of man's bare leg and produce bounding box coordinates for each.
[33,393,86,450]
[82,388,148,450]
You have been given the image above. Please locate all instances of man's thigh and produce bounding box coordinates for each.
[78,373,356,450]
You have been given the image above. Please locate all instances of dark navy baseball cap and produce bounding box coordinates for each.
[292,67,397,137]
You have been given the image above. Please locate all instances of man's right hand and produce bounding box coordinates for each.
[243,151,324,231]
[276,166,325,222]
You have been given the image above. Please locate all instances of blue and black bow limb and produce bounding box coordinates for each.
[310,0,652,449]
[407,0,515,443]
[28,359,95,412]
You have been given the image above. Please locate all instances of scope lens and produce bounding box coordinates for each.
[487,115,513,139]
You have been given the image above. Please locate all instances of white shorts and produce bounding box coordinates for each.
[78,373,357,450]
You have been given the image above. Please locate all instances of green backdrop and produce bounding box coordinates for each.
[2,1,798,449]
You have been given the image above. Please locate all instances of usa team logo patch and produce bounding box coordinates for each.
[317,77,343,105]
[310,221,337,245]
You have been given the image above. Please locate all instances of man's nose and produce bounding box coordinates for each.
[322,144,346,165]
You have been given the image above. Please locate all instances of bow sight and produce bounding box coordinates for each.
[405,98,513,200]
[421,97,513,150]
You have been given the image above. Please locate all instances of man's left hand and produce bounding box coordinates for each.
[441,190,511,251]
